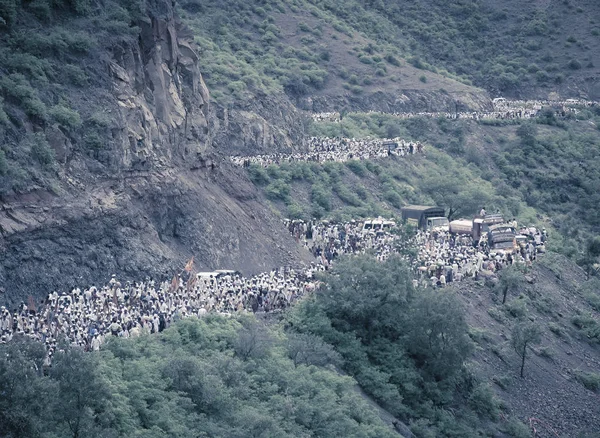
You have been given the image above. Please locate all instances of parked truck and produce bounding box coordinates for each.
[448,219,473,235]
[487,223,517,253]
[449,214,505,243]
[472,214,504,243]
[401,205,448,230]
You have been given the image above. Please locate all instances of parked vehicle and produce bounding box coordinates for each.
[472,214,504,243]
[449,214,505,244]
[425,216,449,231]
[362,218,395,233]
[487,223,517,253]
[401,205,446,230]
[449,219,473,235]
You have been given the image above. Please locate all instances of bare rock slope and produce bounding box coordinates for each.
[0,0,309,305]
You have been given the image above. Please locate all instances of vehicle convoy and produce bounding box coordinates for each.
[473,214,504,242]
[362,218,395,233]
[401,205,448,230]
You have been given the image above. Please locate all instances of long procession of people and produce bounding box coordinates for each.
[230,136,424,168]
[1,213,547,364]
[310,98,599,123]
[1,98,557,361]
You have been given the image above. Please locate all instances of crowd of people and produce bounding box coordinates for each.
[1,215,548,363]
[230,136,424,168]
[285,218,398,268]
[0,266,320,361]
[412,224,547,288]
[309,98,598,124]
[284,217,548,289]
[311,112,340,122]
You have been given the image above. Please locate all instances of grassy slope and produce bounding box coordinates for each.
[300,114,600,249]
[181,0,600,102]
[455,253,600,437]
[246,114,600,437]
[304,0,600,98]
[0,0,143,194]
[178,0,483,106]
[246,112,600,436]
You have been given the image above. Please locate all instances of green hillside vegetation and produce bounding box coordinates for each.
[248,122,536,223]
[178,0,472,105]
[0,315,399,438]
[179,0,600,101]
[1,259,534,438]
[249,112,600,265]
[0,0,143,195]
[299,0,600,96]
[286,255,527,437]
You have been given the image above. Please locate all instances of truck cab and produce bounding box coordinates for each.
[426,217,449,232]
[473,214,504,243]
[401,205,446,230]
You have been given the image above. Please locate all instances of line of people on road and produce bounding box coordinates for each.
[310,98,598,124]
[0,266,322,359]
[230,136,423,168]
[1,216,548,364]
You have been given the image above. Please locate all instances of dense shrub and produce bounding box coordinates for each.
[286,256,506,436]
[265,179,291,202]
[574,371,600,392]
[49,104,82,130]
[27,133,55,167]
[0,149,7,175]
[345,160,366,176]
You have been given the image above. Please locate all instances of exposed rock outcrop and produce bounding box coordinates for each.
[108,0,210,170]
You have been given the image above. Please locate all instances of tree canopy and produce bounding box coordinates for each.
[0,316,397,438]
[286,255,490,436]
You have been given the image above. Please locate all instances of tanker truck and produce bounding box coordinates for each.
[449,214,505,243]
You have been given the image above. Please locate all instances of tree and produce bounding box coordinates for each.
[285,332,341,367]
[233,316,273,361]
[0,0,17,28]
[405,288,473,381]
[317,255,415,343]
[47,347,116,438]
[511,322,541,378]
[422,175,491,220]
[497,264,524,304]
[0,338,51,438]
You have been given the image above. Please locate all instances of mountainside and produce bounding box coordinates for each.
[0,0,310,304]
[0,0,514,301]
[180,0,600,104]
[179,0,491,116]
[455,253,600,437]
[1,1,600,437]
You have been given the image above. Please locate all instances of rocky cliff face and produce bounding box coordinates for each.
[0,0,494,306]
[209,95,310,156]
[108,0,210,170]
[0,0,310,306]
